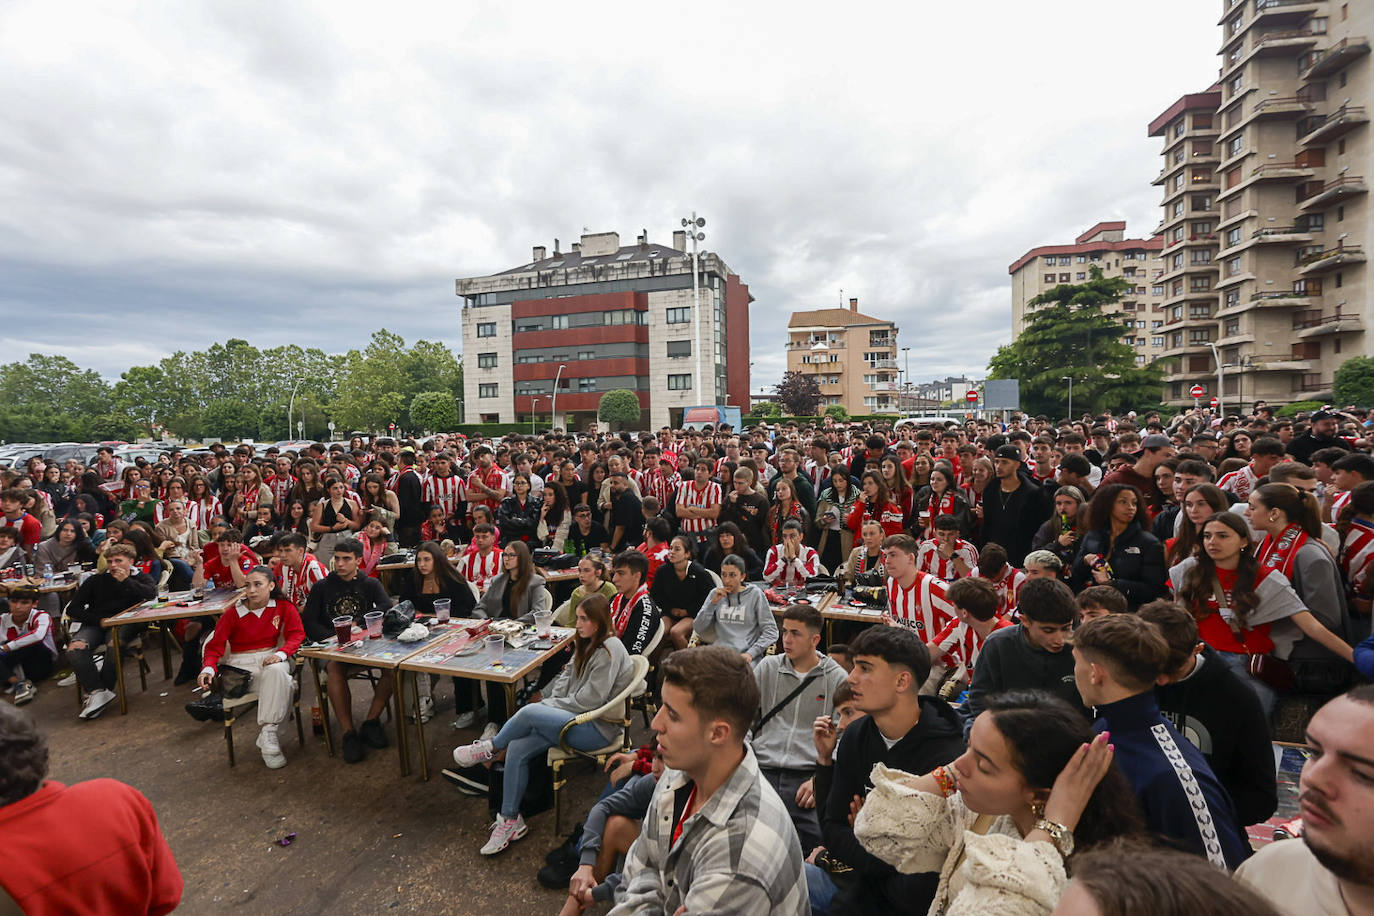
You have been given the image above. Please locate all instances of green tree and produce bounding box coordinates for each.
[775,371,822,416]
[598,389,642,430]
[823,404,851,422]
[749,401,782,419]
[332,330,412,431]
[410,391,459,432]
[201,400,260,441]
[987,266,1163,417]
[1335,357,1374,408]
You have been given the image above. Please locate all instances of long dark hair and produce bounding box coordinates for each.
[714,521,748,561]
[1251,482,1321,538]
[1169,483,1229,567]
[1086,483,1147,533]
[572,594,612,676]
[985,690,1144,852]
[1176,512,1260,627]
[504,540,535,612]
[543,480,569,529]
[49,518,98,564]
[861,470,891,508]
[415,540,462,591]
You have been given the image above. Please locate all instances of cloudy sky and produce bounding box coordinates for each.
[0,0,1221,393]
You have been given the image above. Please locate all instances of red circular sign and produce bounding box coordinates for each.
[966,390,979,403]
[388,423,396,430]
[1189,385,1205,398]
[1210,396,1219,408]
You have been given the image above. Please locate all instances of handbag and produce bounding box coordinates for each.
[217,664,253,699]
[1214,580,1293,693]
[383,599,418,638]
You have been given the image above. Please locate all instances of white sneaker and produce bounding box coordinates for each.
[479,814,527,855]
[452,738,495,767]
[57,672,78,688]
[452,710,479,729]
[12,680,36,705]
[79,688,117,719]
[257,726,286,769]
[480,722,500,742]
[410,695,435,724]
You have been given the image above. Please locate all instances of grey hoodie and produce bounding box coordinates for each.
[751,652,850,770]
[694,584,778,660]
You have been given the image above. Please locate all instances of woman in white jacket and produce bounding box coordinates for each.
[853,690,1143,916]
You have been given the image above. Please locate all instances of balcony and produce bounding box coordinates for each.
[1252,28,1323,55]
[785,340,846,350]
[1252,226,1314,244]
[1298,105,1369,145]
[1299,176,1369,209]
[1298,245,1366,275]
[1294,312,1365,338]
[1250,0,1322,27]
[1252,161,1316,181]
[1252,95,1315,119]
[1302,37,1370,80]
[869,359,899,370]
[1291,375,1334,395]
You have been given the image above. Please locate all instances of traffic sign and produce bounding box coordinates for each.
[966,390,979,403]
[1210,396,1219,408]
[1189,384,1205,399]
[388,422,396,431]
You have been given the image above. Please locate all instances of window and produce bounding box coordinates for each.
[1302,213,1325,232]
[477,352,498,369]
[478,383,498,398]
[1076,272,1086,280]
[577,378,597,392]
[1173,201,1185,218]
[1225,290,1239,309]
[1191,250,1213,265]
[1152,285,1165,296]
[666,340,691,358]
[1152,320,1163,328]
[1136,320,1147,329]
[1225,257,1242,276]
[1044,273,1056,283]
[666,307,690,324]
[1076,255,1087,263]
[1043,256,1056,265]
[578,350,596,360]
[1192,194,1213,211]
[1224,318,1240,337]
[1059,273,1071,282]
[1227,136,1244,157]
[1152,336,1164,347]
[667,374,692,390]
[1225,227,1242,247]
[604,310,644,325]
[476,322,497,338]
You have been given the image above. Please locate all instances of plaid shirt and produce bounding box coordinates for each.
[610,745,809,915]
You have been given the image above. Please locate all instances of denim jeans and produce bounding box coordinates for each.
[1218,650,1277,723]
[804,863,837,915]
[492,702,607,819]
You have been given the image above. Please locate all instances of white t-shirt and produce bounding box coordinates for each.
[1235,837,1347,916]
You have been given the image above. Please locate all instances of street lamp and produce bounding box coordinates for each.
[1207,343,1224,417]
[1061,376,1076,421]
[550,364,567,432]
[530,396,546,434]
[902,347,911,412]
[680,213,706,402]
[287,379,303,440]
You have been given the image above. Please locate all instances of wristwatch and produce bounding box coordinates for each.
[1034,818,1074,857]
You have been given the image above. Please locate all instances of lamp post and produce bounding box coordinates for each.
[1061,376,1076,421]
[680,213,706,402]
[287,379,303,440]
[902,347,911,413]
[550,364,567,432]
[1207,343,1224,417]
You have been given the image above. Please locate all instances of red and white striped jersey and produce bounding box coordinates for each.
[424,473,466,519]
[187,497,222,531]
[1332,489,1353,521]
[457,548,500,591]
[916,538,978,581]
[1217,463,1261,500]
[973,565,1027,618]
[930,616,1014,676]
[763,545,821,588]
[886,572,956,639]
[675,480,722,534]
[275,555,327,608]
[94,459,122,482]
[467,466,506,513]
[269,475,296,515]
[1341,518,1374,599]
[638,470,677,509]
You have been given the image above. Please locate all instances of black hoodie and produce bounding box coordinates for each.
[820,696,966,916]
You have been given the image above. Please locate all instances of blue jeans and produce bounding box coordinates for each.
[1218,650,1277,723]
[492,702,607,819]
[805,863,836,915]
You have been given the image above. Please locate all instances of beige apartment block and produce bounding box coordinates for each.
[786,299,899,415]
[1009,222,1167,368]
[1160,0,1371,409]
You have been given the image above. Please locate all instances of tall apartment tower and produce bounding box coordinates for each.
[785,299,900,415]
[1157,1,1369,409]
[456,230,752,431]
[1008,222,1167,367]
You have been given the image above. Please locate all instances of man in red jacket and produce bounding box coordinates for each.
[0,705,182,915]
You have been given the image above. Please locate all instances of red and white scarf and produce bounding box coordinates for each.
[1341,518,1374,599]
[1255,524,1309,580]
[611,585,649,635]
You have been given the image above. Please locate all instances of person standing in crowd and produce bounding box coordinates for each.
[1287,409,1354,465]
[720,466,770,556]
[979,445,1052,567]
[605,472,644,553]
[392,450,425,547]
[1068,483,1165,611]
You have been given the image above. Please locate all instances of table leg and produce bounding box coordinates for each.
[159,625,173,680]
[504,683,516,720]
[393,668,410,777]
[111,626,127,715]
[413,673,430,781]
[309,659,334,757]
[825,618,834,648]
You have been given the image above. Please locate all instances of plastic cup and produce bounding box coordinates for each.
[333,616,354,647]
[534,611,553,638]
[364,611,385,639]
[485,634,505,663]
[434,598,451,624]
[67,564,81,581]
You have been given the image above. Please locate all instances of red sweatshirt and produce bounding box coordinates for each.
[200,598,305,672]
[0,779,182,915]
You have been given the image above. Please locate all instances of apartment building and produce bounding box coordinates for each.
[1149,88,1224,405]
[456,229,752,431]
[786,299,899,414]
[1008,222,1167,367]
[1156,0,1369,409]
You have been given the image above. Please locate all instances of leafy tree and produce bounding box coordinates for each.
[749,401,782,419]
[1277,400,1326,418]
[987,266,1163,418]
[1335,357,1374,408]
[201,400,260,441]
[410,391,459,432]
[598,389,642,430]
[775,371,821,416]
[823,404,850,422]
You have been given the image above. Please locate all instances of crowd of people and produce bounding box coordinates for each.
[3,401,1374,913]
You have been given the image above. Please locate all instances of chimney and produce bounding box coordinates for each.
[571,242,581,254]
[672,230,687,251]
[849,297,859,313]
[532,245,546,261]
[553,238,560,255]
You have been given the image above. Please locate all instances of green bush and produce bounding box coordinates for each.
[598,389,642,430]
[823,404,851,422]
[1277,400,1325,418]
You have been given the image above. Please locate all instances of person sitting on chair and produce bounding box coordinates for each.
[763,519,822,589]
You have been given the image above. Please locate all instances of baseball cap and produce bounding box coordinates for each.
[1141,434,1172,449]
[1311,410,1335,421]
[994,445,1021,461]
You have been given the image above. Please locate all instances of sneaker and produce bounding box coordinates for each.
[452,710,480,729]
[440,765,490,796]
[480,722,500,742]
[359,718,389,749]
[12,680,36,705]
[408,695,435,724]
[480,814,528,856]
[341,729,366,764]
[256,727,286,769]
[545,822,584,865]
[79,688,117,720]
[453,738,496,767]
[57,671,77,687]
[537,856,580,890]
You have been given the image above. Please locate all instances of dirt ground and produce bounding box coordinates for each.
[35,663,642,915]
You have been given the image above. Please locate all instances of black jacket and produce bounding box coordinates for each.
[301,572,394,642]
[66,571,157,627]
[720,490,771,555]
[565,521,610,556]
[964,624,1086,730]
[1155,646,1278,827]
[392,570,477,619]
[1069,521,1166,610]
[496,495,543,546]
[979,475,1052,567]
[395,469,424,526]
[649,560,716,618]
[821,698,967,916]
